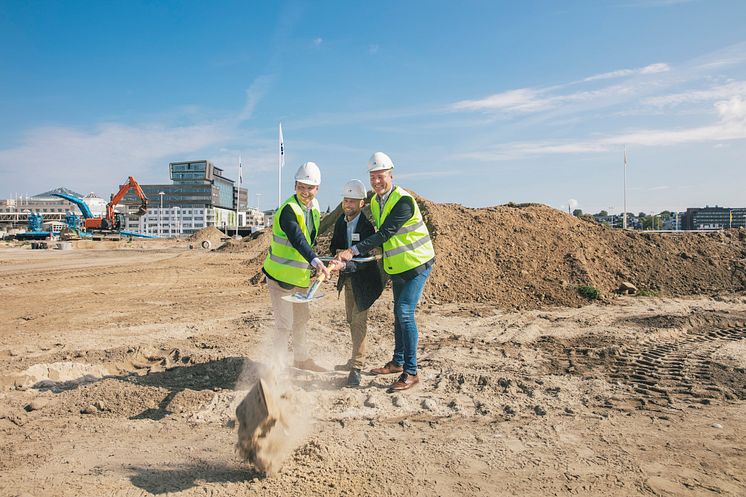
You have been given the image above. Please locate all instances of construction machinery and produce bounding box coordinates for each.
[51,176,148,231]
[50,193,94,220]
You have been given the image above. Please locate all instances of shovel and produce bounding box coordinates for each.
[281,269,328,304]
[280,256,380,304]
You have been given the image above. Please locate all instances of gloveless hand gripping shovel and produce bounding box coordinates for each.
[280,256,380,304]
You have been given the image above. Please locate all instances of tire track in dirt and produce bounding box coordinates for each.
[610,327,746,405]
[0,253,184,290]
[538,327,746,408]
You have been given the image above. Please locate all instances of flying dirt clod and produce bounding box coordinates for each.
[235,377,288,475]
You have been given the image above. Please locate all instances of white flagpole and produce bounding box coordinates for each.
[623,146,628,230]
[278,123,285,209]
[236,154,242,237]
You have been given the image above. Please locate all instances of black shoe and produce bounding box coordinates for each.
[346,368,361,387]
[334,360,353,372]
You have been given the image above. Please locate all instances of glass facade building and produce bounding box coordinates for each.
[121,159,248,235]
[123,160,247,211]
[684,206,746,230]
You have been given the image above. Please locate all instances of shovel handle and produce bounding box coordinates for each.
[305,265,328,300]
[319,255,381,263]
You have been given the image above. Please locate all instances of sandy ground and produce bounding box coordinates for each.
[1,243,745,497]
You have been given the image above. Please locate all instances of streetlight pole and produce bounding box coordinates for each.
[158,191,165,237]
[623,146,628,229]
[173,206,179,237]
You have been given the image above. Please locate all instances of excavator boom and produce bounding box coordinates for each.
[54,176,149,232]
[105,176,148,222]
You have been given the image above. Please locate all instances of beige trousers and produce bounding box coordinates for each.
[344,280,368,369]
[267,278,310,362]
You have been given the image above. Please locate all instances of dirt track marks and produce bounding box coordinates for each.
[0,252,183,291]
[611,327,746,405]
[538,327,746,408]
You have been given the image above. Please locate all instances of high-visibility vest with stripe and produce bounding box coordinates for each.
[263,195,320,288]
[370,186,434,275]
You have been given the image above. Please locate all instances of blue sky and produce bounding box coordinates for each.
[1,0,745,214]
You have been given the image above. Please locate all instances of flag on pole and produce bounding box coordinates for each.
[279,123,285,169]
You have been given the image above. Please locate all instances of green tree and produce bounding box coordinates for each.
[642,215,654,230]
[572,209,583,217]
[598,210,608,217]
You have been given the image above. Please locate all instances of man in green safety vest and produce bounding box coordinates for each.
[334,152,435,392]
[263,161,331,372]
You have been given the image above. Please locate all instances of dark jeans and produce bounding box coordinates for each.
[391,265,432,375]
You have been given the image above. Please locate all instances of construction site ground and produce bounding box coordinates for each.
[1,239,745,497]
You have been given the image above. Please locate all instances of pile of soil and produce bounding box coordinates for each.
[240,197,746,309]
[418,199,746,308]
[188,226,226,249]
[216,230,271,254]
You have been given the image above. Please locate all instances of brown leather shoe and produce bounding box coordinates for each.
[388,372,419,392]
[370,361,403,375]
[293,358,327,372]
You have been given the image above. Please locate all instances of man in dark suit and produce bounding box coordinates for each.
[329,180,384,386]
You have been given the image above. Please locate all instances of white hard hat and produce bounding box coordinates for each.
[367,152,394,172]
[341,179,367,200]
[295,161,321,186]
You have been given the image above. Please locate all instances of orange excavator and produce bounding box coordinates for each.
[85,176,148,231]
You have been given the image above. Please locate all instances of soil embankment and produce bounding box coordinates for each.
[240,198,746,309]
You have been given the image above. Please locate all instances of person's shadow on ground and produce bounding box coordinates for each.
[128,460,262,494]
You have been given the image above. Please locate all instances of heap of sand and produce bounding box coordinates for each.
[238,197,746,309]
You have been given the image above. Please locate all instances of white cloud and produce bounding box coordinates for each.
[0,122,231,196]
[644,80,746,107]
[451,61,671,114]
[452,88,550,113]
[455,96,746,162]
[313,37,323,46]
[0,65,282,197]
[584,63,670,82]
[715,95,746,121]
[640,63,671,74]
[451,73,652,114]
[238,75,275,121]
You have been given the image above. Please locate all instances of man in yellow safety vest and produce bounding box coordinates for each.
[263,161,331,372]
[334,152,435,392]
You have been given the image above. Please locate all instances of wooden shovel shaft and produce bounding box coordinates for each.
[305,267,326,300]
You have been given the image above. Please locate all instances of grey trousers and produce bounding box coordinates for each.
[267,278,310,362]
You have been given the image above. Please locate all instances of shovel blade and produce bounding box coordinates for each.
[281,292,325,303]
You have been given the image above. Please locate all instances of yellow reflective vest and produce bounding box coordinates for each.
[263,195,320,288]
[370,186,434,275]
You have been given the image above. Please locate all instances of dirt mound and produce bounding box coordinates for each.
[188,226,226,249]
[241,195,746,309]
[418,198,746,308]
[216,230,271,254]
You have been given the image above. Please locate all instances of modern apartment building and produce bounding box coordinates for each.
[123,160,248,236]
[684,206,746,230]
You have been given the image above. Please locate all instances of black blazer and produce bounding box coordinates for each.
[329,212,384,311]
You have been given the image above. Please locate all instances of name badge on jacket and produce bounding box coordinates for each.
[352,233,360,242]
